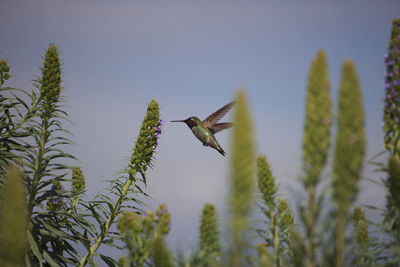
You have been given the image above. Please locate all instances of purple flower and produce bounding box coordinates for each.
[387,59,395,66]
[159,119,163,126]
[396,97,400,102]
[394,80,400,86]
[152,145,157,150]
[397,34,400,40]
[163,205,168,212]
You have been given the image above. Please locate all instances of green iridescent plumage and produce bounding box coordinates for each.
[171,101,235,156]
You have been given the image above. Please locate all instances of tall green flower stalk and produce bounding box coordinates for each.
[229,90,255,267]
[27,43,62,216]
[0,166,28,267]
[383,18,400,155]
[256,155,294,266]
[384,17,400,265]
[257,155,280,265]
[352,206,372,266]
[199,203,220,258]
[301,50,332,267]
[333,60,365,267]
[79,100,162,266]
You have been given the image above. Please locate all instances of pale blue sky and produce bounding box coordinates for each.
[1,0,399,254]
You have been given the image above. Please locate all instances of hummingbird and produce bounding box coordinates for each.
[171,101,235,156]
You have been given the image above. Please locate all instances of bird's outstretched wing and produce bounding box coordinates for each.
[203,101,235,128]
[210,122,234,134]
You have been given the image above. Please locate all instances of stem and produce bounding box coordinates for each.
[270,208,281,267]
[305,187,316,267]
[78,172,136,267]
[27,119,48,216]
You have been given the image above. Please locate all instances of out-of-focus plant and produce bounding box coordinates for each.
[199,203,220,264]
[117,204,171,267]
[152,236,174,267]
[78,100,162,266]
[332,59,365,266]
[256,155,294,266]
[0,166,28,267]
[352,206,372,266]
[299,49,332,267]
[228,90,255,267]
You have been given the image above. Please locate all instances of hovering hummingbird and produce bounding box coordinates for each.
[171,101,235,156]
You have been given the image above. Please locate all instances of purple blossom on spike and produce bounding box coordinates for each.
[394,80,400,86]
[387,59,395,66]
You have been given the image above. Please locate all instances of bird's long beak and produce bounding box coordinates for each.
[170,120,185,122]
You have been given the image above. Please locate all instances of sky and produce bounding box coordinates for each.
[1,0,399,256]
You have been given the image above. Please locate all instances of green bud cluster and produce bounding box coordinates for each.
[117,204,170,266]
[302,50,332,186]
[199,203,220,255]
[40,44,61,118]
[383,18,400,152]
[117,204,170,241]
[130,100,161,178]
[0,58,10,86]
[0,166,28,267]
[257,155,277,208]
[333,60,365,209]
[72,167,85,193]
[46,181,65,212]
[353,206,369,245]
[277,198,294,230]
